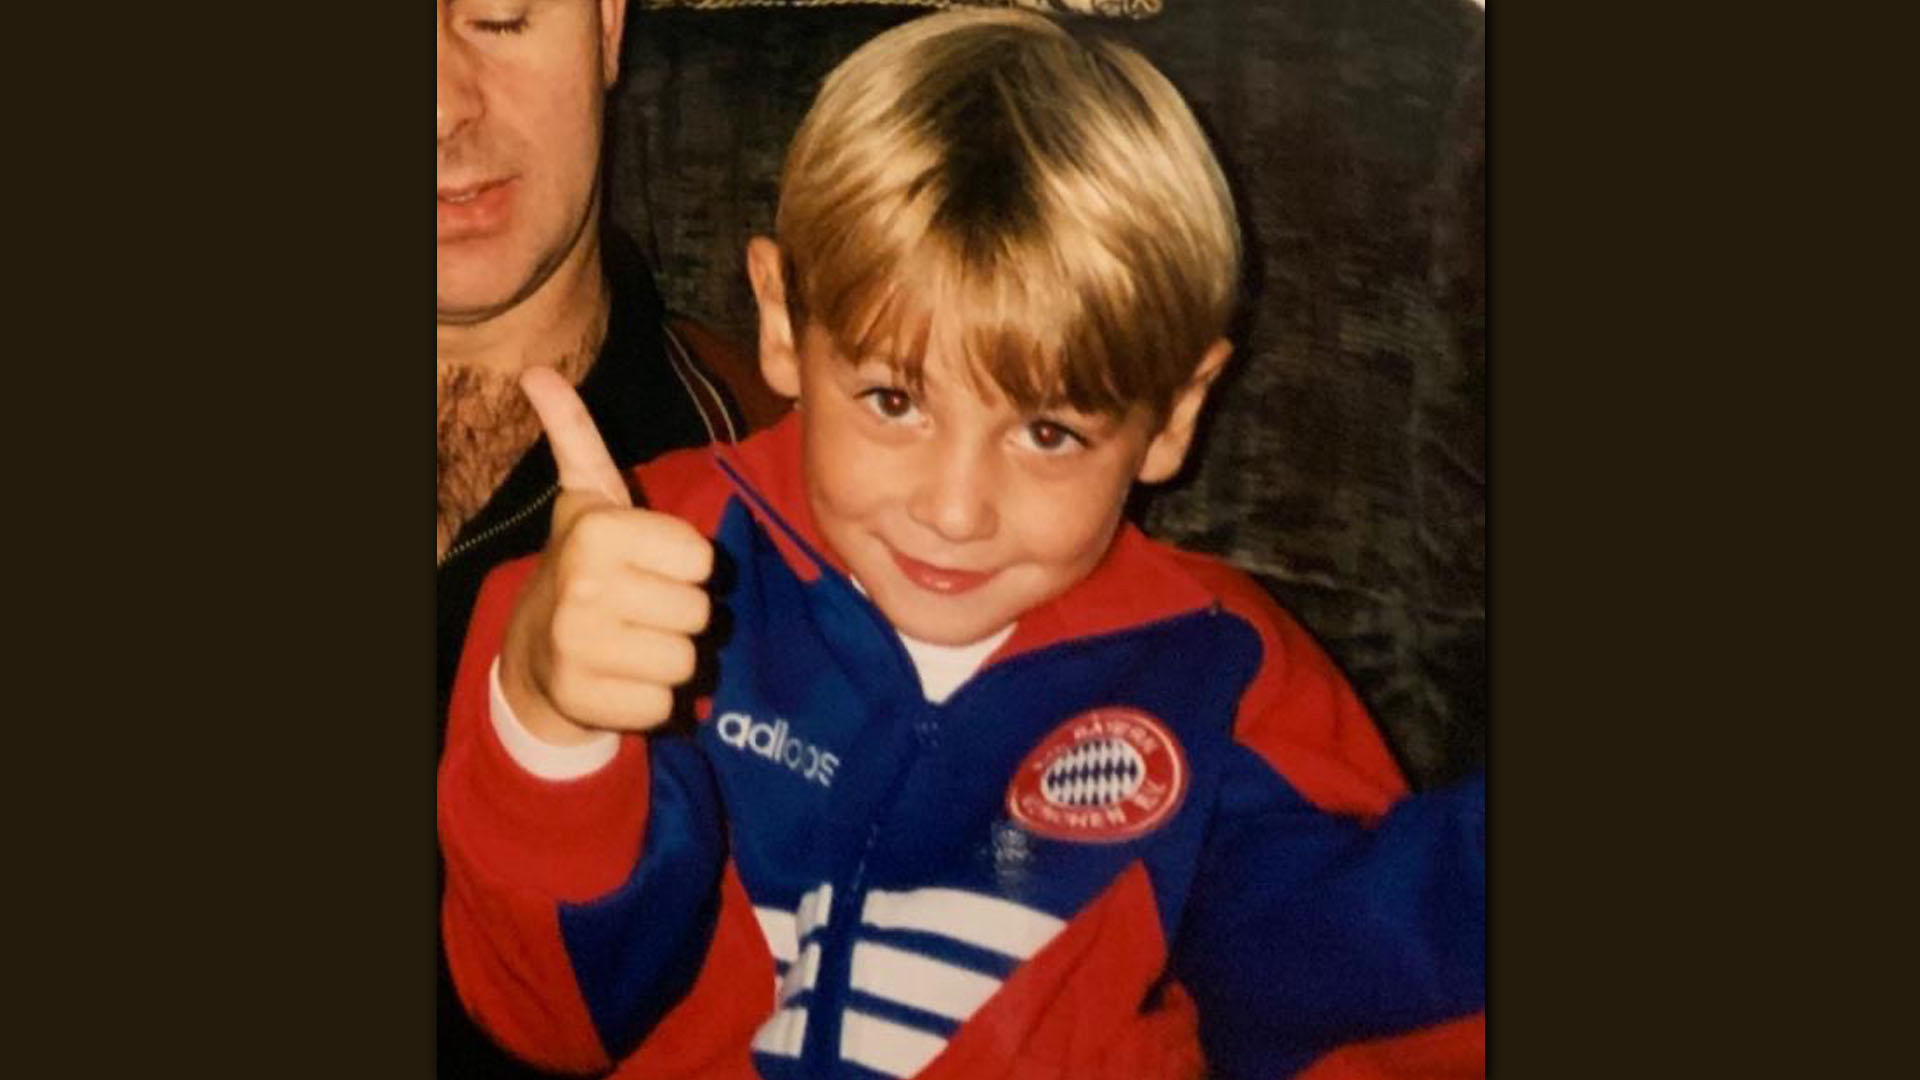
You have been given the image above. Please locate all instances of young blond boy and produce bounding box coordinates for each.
[439,10,1485,1079]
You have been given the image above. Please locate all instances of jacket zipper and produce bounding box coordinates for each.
[435,484,558,570]
[804,613,936,1076]
[806,818,886,1076]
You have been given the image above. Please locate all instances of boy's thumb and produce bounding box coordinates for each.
[520,366,632,508]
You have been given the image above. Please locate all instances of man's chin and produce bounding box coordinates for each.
[436,268,536,326]
[436,297,518,326]
[438,231,586,328]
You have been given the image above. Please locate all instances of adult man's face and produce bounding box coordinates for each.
[436,0,629,323]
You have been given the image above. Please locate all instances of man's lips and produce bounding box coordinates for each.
[890,548,996,595]
[437,177,516,242]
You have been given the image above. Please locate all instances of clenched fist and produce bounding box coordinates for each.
[497,367,715,746]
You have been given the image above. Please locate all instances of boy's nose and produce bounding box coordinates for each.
[436,20,484,144]
[907,442,999,543]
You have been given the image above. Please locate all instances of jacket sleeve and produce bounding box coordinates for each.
[437,554,730,1074]
[1168,557,1486,1079]
[1173,759,1485,1078]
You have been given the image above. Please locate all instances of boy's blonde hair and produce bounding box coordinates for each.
[775,8,1240,418]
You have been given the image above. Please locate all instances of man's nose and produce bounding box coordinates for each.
[436,18,483,144]
[907,438,999,544]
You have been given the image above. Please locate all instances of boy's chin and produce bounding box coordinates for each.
[881,603,1016,649]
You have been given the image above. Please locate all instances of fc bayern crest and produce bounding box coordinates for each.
[1006,706,1188,843]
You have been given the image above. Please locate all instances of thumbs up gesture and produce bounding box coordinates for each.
[496,367,716,747]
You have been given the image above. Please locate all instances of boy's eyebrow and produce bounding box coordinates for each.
[1032,399,1129,427]
[848,357,898,378]
[845,352,914,376]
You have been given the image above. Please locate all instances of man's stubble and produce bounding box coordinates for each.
[435,314,603,559]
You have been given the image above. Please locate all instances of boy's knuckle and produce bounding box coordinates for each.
[558,572,602,610]
[572,507,610,543]
[548,674,587,717]
[685,589,712,631]
[546,604,576,644]
[551,540,588,587]
[636,685,673,725]
[685,541,715,581]
[664,637,697,683]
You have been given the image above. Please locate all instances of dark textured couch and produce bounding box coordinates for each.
[607,0,1486,789]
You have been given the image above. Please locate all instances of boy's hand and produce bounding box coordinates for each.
[497,367,715,747]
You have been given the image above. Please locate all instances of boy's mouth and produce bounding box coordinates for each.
[890,549,995,595]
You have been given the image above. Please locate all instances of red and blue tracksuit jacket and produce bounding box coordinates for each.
[439,415,1485,1079]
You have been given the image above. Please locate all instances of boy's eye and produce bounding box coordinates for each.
[858,387,919,422]
[1020,419,1088,454]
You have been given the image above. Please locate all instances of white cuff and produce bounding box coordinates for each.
[488,657,621,781]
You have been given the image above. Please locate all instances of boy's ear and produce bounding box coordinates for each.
[746,236,802,400]
[1137,339,1234,485]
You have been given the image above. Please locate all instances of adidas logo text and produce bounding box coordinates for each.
[714,712,839,788]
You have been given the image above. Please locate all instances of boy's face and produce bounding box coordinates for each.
[749,240,1228,647]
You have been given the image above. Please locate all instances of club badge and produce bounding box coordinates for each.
[1006,706,1187,843]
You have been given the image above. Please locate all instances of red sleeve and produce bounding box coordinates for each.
[1174,551,1486,1077]
[606,864,775,1080]
[1172,551,1408,819]
[437,555,657,1072]
[437,450,760,1073]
